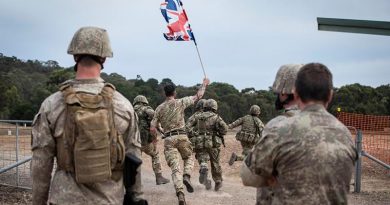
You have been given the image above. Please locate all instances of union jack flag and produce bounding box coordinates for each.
[160,0,196,44]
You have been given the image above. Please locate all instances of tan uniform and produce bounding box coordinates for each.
[256,107,299,205]
[151,96,195,194]
[31,78,142,205]
[229,115,264,161]
[244,104,357,205]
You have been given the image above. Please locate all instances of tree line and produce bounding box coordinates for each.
[0,53,389,124]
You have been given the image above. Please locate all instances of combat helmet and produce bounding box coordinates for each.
[133,95,149,105]
[250,105,261,115]
[196,99,207,111]
[272,64,303,94]
[67,26,113,58]
[205,99,218,111]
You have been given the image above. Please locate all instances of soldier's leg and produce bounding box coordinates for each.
[195,150,211,189]
[209,148,223,191]
[143,143,169,185]
[164,137,185,194]
[177,135,194,193]
[236,142,253,161]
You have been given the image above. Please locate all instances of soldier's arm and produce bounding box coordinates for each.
[150,108,160,137]
[191,77,210,102]
[31,106,55,205]
[185,114,197,135]
[228,117,243,129]
[240,129,279,188]
[217,117,229,135]
[145,106,155,120]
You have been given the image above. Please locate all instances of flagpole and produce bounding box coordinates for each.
[194,44,207,78]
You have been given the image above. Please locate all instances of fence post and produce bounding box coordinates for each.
[16,123,20,187]
[354,130,362,193]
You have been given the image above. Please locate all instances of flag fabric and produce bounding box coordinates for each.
[160,0,196,44]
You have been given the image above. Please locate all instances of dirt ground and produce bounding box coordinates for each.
[0,131,389,205]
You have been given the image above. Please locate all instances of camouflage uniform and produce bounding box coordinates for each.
[244,104,357,205]
[31,78,142,205]
[185,109,228,189]
[228,115,264,161]
[134,104,163,175]
[256,106,299,205]
[151,96,195,194]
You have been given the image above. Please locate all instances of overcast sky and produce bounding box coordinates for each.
[1,0,389,90]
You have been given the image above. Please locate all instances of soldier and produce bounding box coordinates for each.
[133,95,170,185]
[228,105,264,166]
[150,78,210,205]
[254,64,303,205]
[241,63,357,204]
[185,99,228,191]
[31,27,146,205]
[186,99,206,146]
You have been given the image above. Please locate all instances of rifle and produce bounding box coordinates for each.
[123,153,148,205]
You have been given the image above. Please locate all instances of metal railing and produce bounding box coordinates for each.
[0,120,33,189]
[354,129,390,193]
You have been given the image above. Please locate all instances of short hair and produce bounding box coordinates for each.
[295,63,333,103]
[164,83,176,97]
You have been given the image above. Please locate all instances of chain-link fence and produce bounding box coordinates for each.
[0,120,32,189]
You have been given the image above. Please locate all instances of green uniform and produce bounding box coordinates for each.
[186,111,228,183]
[229,115,264,161]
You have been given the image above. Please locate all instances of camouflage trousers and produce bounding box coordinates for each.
[141,142,162,174]
[256,187,273,205]
[237,141,255,161]
[164,134,194,194]
[195,147,222,183]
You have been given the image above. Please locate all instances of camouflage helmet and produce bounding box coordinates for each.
[196,99,206,110]
[250,105,261,115]
[205,99,218,111]
[67,26,113,58]
[133,95,148,105]
[272,64,303,94]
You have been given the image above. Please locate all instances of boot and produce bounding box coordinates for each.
[228,152,237,166]
[199,167,208,184]
[177,192,186,205]
[183,174,194,193]
[205,179,212,190]
[215,181,222,191]
[156,173,170,185]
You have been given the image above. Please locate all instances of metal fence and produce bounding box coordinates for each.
[353,129,390,193]
[0,120,32,189]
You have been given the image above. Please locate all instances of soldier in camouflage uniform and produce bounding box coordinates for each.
[186,99,206,147]
[31,27,146,205]
[241,63,357,205]
[253,64,303,205]
[133,95,170,185]
[228,105,264,166]
[186,99,228,191]
[150,79,210,205]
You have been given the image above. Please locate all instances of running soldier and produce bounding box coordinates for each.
[150,78,210,205]
[187,99,206,147]
[186,99,228,191]
[228,105,264,166]
[133,95,170,185]
[241,63,357,204]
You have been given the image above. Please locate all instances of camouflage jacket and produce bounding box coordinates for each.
[229,115,264,134]
[31,78,141,205]
[151,96,194,133]
[245,104,357,205]
[134,104,155,146]
[185,111,228,137]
